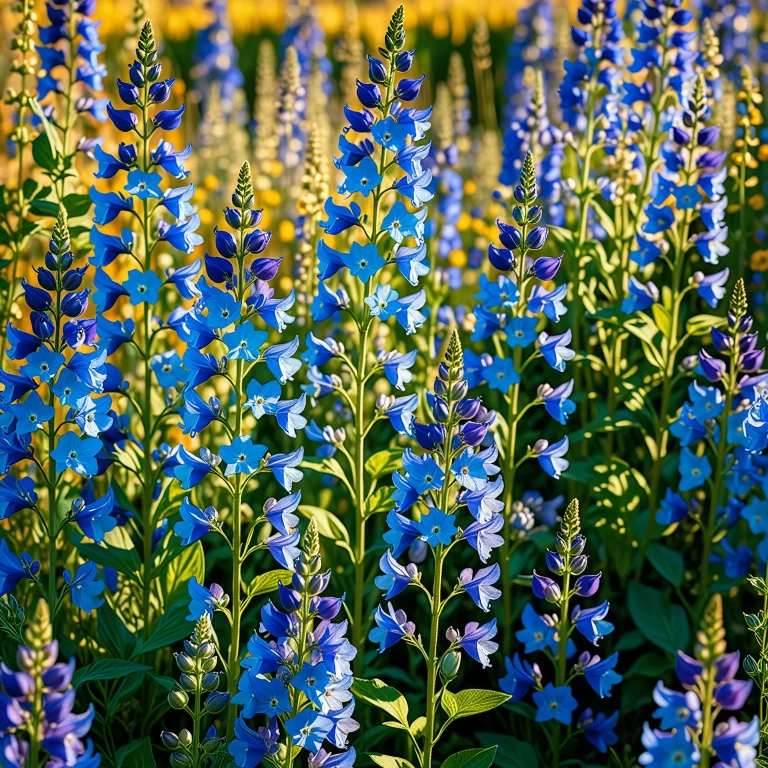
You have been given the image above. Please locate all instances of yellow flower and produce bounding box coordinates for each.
[751,250,768,271]
[448,249,467,267]
[457,212,471,232]
[749,194,765,211]
[464,180,477,196]
[203,174,219,192]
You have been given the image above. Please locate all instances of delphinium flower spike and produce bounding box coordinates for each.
[302,3,433,672]
[368,330,507,767]
[162,614,229,767]
[0,206,109,619]
[228,519,358,767]
[639,594,755,768]
[470,150,571,655]
[170,161,306,740]
[0,599,101,766]
[499,500,621,767]
[660,280,766,617]
[633,69,732,573]
[89,19,202,638]
[0,0,42,364]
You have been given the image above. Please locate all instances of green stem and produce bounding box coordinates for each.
[421,547,443,768]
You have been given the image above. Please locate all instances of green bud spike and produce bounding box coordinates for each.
[138,19,155,52]
[696,593,727,664]
[195,613,212,644]
[730,278,748,322]
[385,5,406,53]
[235,161,254,209]
[0,596,25,645]
[445,329,464,375]
[560,499,581,544]
[520,151,538,202]
[303,517,320,560]
[25,599,53,650]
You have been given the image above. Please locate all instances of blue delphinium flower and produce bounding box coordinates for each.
[370,331,506,766]
[89,20,202,636]
[0,209,107,616]
[471,151,571,654]
[229,521,357,767]
[169,162,305,739]
[0,599,101,767]
[500,500,620,759]
[640,594,755,768]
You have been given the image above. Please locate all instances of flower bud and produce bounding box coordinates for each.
[178,673,197,691]
[445,626,460,643]
[204,691,230,714]
[201,672,220,691]
[532,570,561,603]
[174,652,195,673]
[440,651,462,681]
[432,397,449,423]
[160,731,179,749]
[574,573,601,597]
[570,555,588,575]
[168,689,189,709]
[178,730,193,748]
[170,754,191,768]
[367,55,387,84]
[545,550,565,575]
[395,49,414,72]
[744,655,759,676]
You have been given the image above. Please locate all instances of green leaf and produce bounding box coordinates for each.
[451,689,510,719]
[441,689,458,718]
[246,569,293,598]
[63,193,92,218]
[351,678,409,728]
[652,304,671,337]
[97,603,136,658]
[687,314,727,336]
[28,199,60,217]
[298,505,349,545]
[647,542,685,587]
[132,601,190,657]
[155,540,205,605]
[442,747,497,768]
[117,738,157,768]
[73,659,151,687]
[365,486,392,519]
[477,734,537,768]
[72,537,141,578]
[625,652,674,679]
[31,134,57,172]
[370,757,416,768]
[628,582,689,654]
[365,448,403,479]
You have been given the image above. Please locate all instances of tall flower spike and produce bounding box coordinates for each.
[172,159,305,740]
[370,328,506,767]
[303,2,433,674]
[90,16,202,643]
[641,593,755,768]
[229,524,357,766]
[500,498,620,763]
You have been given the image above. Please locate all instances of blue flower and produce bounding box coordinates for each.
[150,350,185,390]
[51,432,101,477]
[536,437,570,479]
[20,348,65,382]
[541,380,576,425]
[622,276,659,314]
[369,603,415,652]
[343,242,386,283]
[125,269,163,305]
[371,116,411,152]
[320,199,362,235]
[414,508,456,546]
[187,577,227,621]
[340,156,382,197]
[375,550,416,599]
[580,710,619,754]
[233,671,291,718]
[499,653,538,701]
[124,169,163,199]
[220,437,268,476]
[63,561,104,613]
[584,652,622,697]
[0,540,38,595]
[678,447,712,491]
[506,316,539,348]
[365,285,401,319]
[381,201,426,244]
[8,391,55,436]
[267,448,304,491]
[652,682,701,730]
[572,600,614,645]
[175,497,219,545]
[539,330,575,372]
[482,357,520,392]
[285,709,333,753]
[532,684,578,725]
[458,619,499,668]
[72,489,117,543]
[459,564,501,612]
[223,324,268,361]
[657,489,689,525]
[640,724,699,768]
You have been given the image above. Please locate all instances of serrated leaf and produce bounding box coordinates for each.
[647,542,684,587]
[246,569,293,598]
[477,734,537,768]
[73,659,151,687]
[628,582,689,654]
[442,747,497,768]
[365,448,403,479]
[298,505,349,545]
[351,678,409,728]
